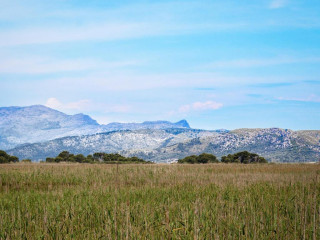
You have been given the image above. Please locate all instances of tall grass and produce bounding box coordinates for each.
[0,163,319,239]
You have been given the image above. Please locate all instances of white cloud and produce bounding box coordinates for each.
[45,98,91,111]
[179,101,223,113]
[269,0,288,9]
[45,98,131,114]
[0,57,139,74]
[45,97,62,109]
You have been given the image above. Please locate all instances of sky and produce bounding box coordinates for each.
[1,0,320,130]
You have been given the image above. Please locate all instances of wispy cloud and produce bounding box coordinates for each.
[22,70,310,94]
[45,98,91,111]
[45,98,131,113]
[0,57,139,74]
[250,82,295,88]
[269,0,288,9]
[203,57,320,69]
[179,101,223,113]
[303,80,320,85]
[1,1,319,48]
[0,21,247,47]
[0,1,247,47]
[0,23,159,47]
[277,94,320,103]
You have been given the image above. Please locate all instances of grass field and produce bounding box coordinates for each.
[0,163,319,239]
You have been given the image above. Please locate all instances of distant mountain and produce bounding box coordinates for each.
[102,119,190,131]
[123,128,320,163]
[7,128,216,161]
[0,105,98,150]
[7,127,320,163]
[0,105,190,150]
[2,105,320,163]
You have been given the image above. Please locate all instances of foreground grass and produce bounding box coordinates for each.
[0,163,319,239]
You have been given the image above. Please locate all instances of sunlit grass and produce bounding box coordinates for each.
[0,163,319,239]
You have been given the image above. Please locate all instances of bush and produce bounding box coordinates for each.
[178,153,218,164]
[45,157,55,163]
[21,159,32,163]
[0,150,19,163]
[221,151,267,164]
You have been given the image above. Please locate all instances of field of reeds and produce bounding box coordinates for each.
[0,163,319,239]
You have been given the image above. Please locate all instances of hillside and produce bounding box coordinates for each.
[7,128,215,161]
[123,128,320,163]
[0,105,190,150]
[7,127,320,162]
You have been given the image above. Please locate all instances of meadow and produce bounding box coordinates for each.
[0,163,319,239]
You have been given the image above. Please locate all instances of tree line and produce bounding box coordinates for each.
[0,149,267,164]
[178,151,267,164]
[46,151,152,164]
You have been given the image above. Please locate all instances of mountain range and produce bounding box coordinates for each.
[1,105,320,163]
[0,105,189,150]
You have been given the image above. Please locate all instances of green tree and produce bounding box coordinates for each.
[58,151,71,161]
[74,154,86,163]
[86,155,94,163]
[46,157,55,163]
[198,153,219,163]
[93,152,104,162]
[9,156,19,163]
[55,157,63,163]
[0,156,8,163]
[0,150,19,163]
[178,155,197,164]
[221,151,267,164]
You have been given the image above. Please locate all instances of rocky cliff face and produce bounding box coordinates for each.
[122,128,320,163]
[7,128,215,161]
[7,127,320,163]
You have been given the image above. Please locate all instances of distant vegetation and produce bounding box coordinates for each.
[0,150,19,163]
[221,151,267,163]
[46,151,152,164]
[20,159,32,163]
[1,150,267,164]
[178,153,219,164]
[178,151,267,164]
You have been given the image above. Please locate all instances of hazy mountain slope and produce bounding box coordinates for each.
[2,105,319,163]
[0,105,99,149]
[7,129,215,161]
[7,128,320,162]
[122,128,320,163]
[0,105,190,150]
[103,120,190,131]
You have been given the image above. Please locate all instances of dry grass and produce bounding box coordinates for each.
[0,163,319,239]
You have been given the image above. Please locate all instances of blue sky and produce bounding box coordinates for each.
[1,0,320,130]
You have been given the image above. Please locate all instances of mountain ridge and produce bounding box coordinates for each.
[7,127,320,163]
[0,105,190,150]
[2,105,320,163]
